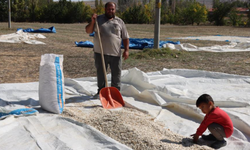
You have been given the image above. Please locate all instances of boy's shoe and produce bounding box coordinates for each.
[202,134,217,141]
[91,93,100,99]
[211,139,227,149]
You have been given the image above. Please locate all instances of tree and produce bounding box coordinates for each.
[122,3,152,24]
[118,0,134,12]
[184,1,207,25]
[94,0,104,14]
[228,7,242,26]
[69,2,92,23]
[0,0,8,21]
[12,0,29,22]
[29,0,38,21]
[95,0,98,8]
[161,0,168,24]
[210,0,235,26]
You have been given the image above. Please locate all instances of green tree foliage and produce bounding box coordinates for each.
[228,7,243,26]
[95,0,98,8]
[183,1,207,25]
[163,1,185,25]
[234,0,250,7]
[94,0,104,14]
[0,0,8,21]
[121,3,152,24]
[12,0,29,22]
[209,0,235,26]
[118,0,134,13]
[38,0,92,23]
[161,0,168,24]
[145,0,155,23]
[0,0,92,23]
[1,0,249,26]
[29,0,38,21]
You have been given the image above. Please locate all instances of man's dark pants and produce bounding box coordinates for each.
[94,52,122,94]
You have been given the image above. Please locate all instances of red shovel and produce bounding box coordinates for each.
[95,19,125,109]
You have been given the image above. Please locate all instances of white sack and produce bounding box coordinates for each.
[39,54,65,114]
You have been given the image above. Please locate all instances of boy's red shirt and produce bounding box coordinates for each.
[196,107,233,138]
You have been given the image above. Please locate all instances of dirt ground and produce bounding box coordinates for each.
[1,23,250,149]
[1,23,250,83]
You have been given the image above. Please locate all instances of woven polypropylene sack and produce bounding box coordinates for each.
[39,54,64,114]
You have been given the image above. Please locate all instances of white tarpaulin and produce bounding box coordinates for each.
[0,30,46,44]
[169,36,250,43]
[0,68,250,149]
[164,36,250,52]
[0,115,131,150]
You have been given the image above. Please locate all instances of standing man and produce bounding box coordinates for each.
[86,2,130,98]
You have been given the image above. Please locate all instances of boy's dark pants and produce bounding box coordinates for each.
[94,53,122,93]
[208,123,226,140]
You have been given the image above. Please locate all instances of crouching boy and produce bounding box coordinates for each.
[191,94,233,149]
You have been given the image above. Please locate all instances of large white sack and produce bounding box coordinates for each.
[39,54,65,114]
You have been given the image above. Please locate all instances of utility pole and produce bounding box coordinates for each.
[154,0,161,49]
[8,0,11,28]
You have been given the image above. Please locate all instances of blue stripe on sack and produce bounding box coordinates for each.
[55,56,64,113]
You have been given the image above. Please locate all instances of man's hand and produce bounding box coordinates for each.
[190,134,199,143]
[122,38,129,60]
[91,13,97,22]
[86,13,97,34]
[122,50,129,60]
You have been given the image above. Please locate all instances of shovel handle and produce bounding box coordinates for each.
[95,19,108,88]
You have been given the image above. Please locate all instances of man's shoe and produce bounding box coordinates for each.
[211,139,227,149]
[91,93,100,99]
[202,134,217,141]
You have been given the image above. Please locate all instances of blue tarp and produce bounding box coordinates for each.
[75,38,180,49]
[123,38,180,49]
[75,41,94,48]
[17,26,56,33]
[89,32,95,37]
[0,107,38,118]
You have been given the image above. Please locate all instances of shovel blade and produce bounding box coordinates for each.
[99,87,125,109]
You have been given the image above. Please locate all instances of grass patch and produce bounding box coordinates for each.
[129,48,182,59]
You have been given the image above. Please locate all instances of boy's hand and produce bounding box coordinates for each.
[190,134,199,143]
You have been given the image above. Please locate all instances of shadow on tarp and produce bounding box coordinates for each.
[160,138,210,148]
[181,138,196,147]
[0,98,39,107]
[160,139,182,144]
[181,137,213,148]
[65,95,92,104]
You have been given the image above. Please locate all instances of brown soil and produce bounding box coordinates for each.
[1,23,250,83]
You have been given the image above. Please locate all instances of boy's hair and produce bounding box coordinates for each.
[196,94,214,107]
